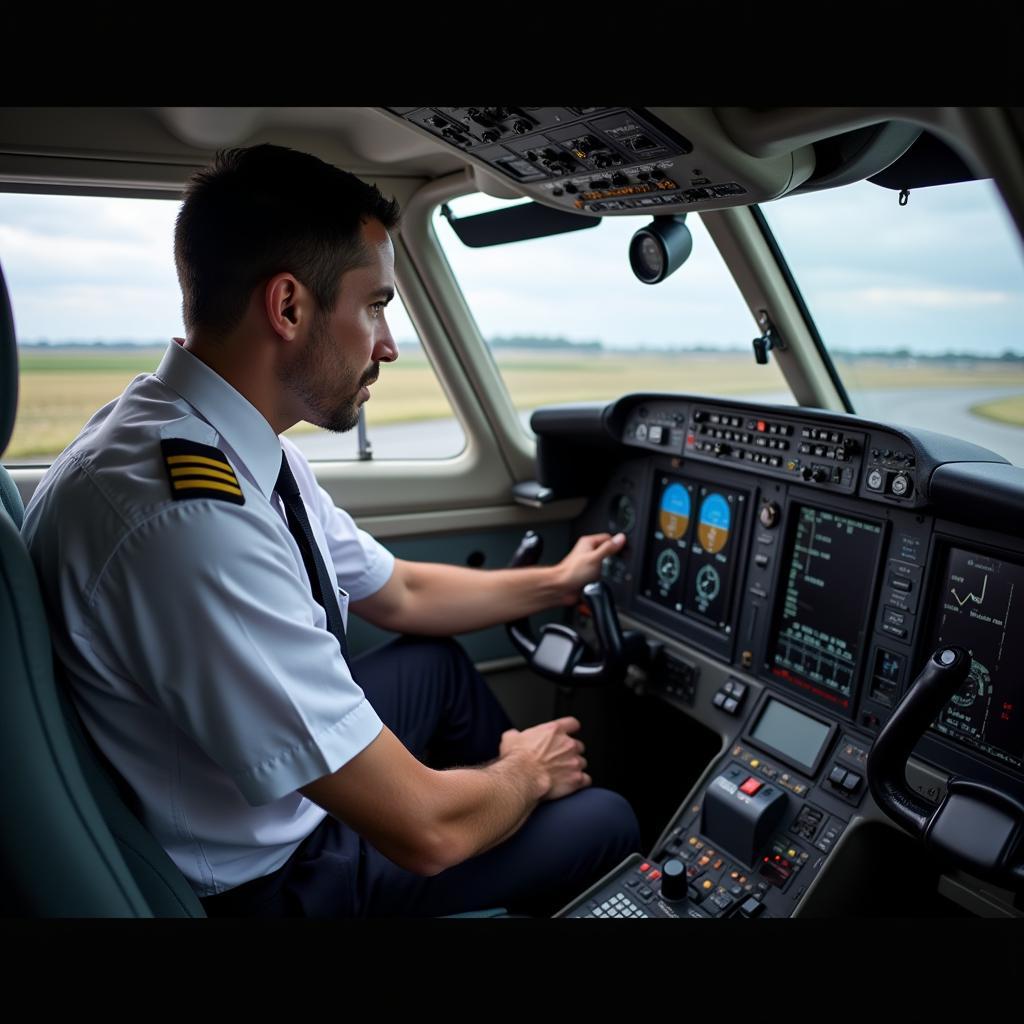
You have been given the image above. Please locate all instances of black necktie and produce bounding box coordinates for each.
[275,452,349,661]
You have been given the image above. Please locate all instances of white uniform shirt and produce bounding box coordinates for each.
[22,340,392,896]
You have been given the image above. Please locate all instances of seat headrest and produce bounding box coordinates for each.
[0,262,18,458]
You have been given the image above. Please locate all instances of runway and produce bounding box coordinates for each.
[289,388,1024,467]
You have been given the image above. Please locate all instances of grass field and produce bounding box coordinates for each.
[8,345,1024,461]
[970,394,1024,427]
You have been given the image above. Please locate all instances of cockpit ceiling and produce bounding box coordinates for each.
[0,107,468,190]
[0,106,1008,209]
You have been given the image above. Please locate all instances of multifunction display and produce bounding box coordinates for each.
[768,505,884,712]
[750,698,833,774]
[642,474,746,630]
[928,547,1023,771]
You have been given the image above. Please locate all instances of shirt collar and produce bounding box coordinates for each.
[154,340,281,500]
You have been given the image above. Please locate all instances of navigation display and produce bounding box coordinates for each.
[927,547,1023,771]
[768,505,884,711]
[641,474,746,630]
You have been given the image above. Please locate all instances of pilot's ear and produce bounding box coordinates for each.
[265,273,304,340]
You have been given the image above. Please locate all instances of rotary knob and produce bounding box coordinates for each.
[891,472,913,498]
[758,502,780,529]
[660,858,689,902]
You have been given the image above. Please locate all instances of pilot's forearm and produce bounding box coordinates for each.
[351,557,571,635]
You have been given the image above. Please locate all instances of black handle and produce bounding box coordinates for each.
[506,531,544,656]
[868,646,1024,890]
[504,533,645,687]
[869,646,971,836]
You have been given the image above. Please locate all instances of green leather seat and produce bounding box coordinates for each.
[0,262,204,917]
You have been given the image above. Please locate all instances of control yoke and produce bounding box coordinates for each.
[506,531,647,686]
[868,646,1024,890]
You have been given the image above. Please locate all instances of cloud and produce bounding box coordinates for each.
[837,286,1015,310]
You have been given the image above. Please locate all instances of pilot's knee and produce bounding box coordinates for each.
[560,787,641,857]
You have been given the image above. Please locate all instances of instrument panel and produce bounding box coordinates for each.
[536,393,1024,797]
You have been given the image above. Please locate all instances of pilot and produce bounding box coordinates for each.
[21,143,639,918]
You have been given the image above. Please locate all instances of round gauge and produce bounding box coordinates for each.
[656,548,681,587]
[608,494,636,535]
[695,564,721,602]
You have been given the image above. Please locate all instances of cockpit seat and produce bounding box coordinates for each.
[0,261,205,917]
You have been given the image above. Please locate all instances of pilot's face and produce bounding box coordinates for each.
[289,217,398,433]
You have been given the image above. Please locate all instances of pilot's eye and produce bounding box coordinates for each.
[370,301,387,317]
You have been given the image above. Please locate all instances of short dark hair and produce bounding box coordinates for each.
[174,144,401,336]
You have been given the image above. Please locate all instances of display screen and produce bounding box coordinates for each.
[750,698,832,773]
[768,505,884,711]
[641,474,746,630]
[927,547,1023,771]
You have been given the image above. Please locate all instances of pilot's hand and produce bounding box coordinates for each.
[499,716,591,801]
[554,532,626,605]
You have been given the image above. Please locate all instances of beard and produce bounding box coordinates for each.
[282,313,378,434]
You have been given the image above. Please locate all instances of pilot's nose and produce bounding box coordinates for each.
[375,320,399,364]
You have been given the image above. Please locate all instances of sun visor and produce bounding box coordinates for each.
[869,130,978,190]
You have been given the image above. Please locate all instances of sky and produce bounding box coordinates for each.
[1,177,1022,356]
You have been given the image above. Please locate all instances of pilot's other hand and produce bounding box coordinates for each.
[554,532,626,605]
[499,716,591,801]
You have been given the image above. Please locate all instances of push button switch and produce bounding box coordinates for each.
[841,772,862,794]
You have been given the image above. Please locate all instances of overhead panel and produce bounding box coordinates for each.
[383,107,809,215]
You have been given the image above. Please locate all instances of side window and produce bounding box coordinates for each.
[1,192,464,465]
[432,194,793,431]
[283,290,465,461]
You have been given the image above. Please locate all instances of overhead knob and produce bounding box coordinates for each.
[811,467,829,483]
[660,858,689,902]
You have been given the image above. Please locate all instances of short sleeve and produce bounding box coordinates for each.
[88,499,383,805]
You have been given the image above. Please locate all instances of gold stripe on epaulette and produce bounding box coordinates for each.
[169,465,239,484]
[172,479,244,497]
[166,454,234,471]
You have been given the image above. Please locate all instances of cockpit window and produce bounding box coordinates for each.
[0,192,464,464]
[433,194,793,434]
[761,179,1024,466]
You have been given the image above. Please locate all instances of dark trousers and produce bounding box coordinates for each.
[200,636,640,918]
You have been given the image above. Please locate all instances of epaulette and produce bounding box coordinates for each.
[160,438,245,505]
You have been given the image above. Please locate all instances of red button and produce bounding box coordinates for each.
[757,420,766,432]
[740,777,763,796]
[647,869,662,881]
[639,862,650,873]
